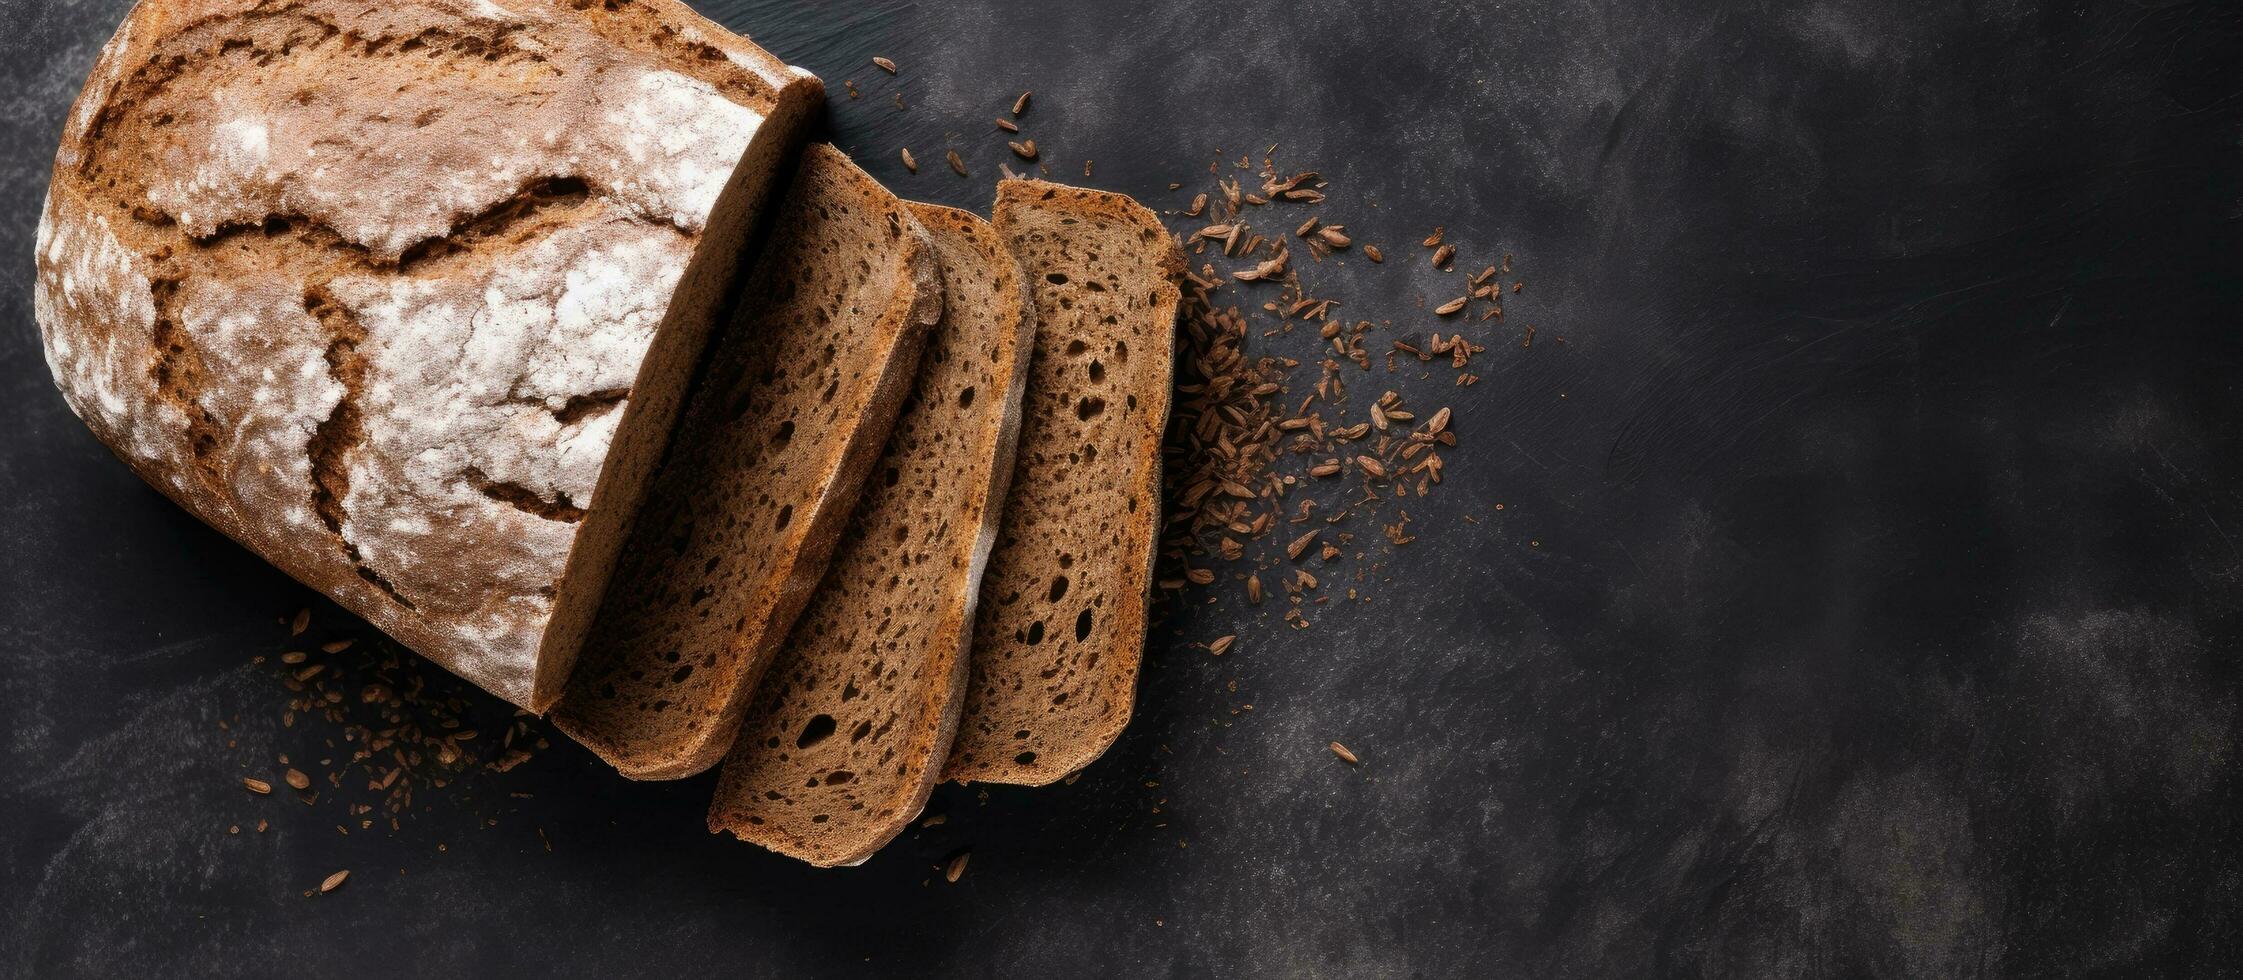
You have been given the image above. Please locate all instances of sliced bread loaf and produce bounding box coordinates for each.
[708,203,1034,865]
[35,0,821,712]
[552,144,942,779]
[943,180,1184,785]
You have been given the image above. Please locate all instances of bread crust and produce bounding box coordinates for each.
[553,145,942,780]
[943,179,1184,785]
[709,202,1035,864]
[34,0,819,710]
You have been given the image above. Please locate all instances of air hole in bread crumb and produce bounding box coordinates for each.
[1076,396,1105,420]
[1045,272,1069,285]
[775,504,794,529]
[1058,554,1073,569]
[1065,339,1087,356]
[1088,360,1104,382]
[958,386,976,408]
[883,466,900,487]
[1075,608,1094,641]
[773,419,794,445]
[1049,576,1069,602]
[1015,751,1038,765]
[850,720,873,741]
[670,665,693,683]
[1114,340,1129,361]
[796,714,836,749]
[1024,621,1045,645]
[825,770,854,785]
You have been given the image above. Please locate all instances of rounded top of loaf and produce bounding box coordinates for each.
[35,0,821,709]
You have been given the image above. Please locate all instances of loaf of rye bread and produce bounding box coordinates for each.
[33,0,820,710]
[944,180,1184,785]
[553,145,942,779]
[709,202,1033,864]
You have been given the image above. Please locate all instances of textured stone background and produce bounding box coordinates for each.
[4,0,2241,976]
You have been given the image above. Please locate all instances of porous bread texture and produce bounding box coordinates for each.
[34,0,820,710]
[554,145,943,780]
[944,180,1184,786]
[710,202,1035,866]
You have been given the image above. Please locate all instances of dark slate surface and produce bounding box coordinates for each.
[4,0,2241,976]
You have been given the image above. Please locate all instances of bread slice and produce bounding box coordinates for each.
[708,203,1034,865]
[33,0,821,712]
[552,144,941,779]
[943,180,1183,785]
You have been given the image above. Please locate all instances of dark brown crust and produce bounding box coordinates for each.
[943,179,1184,786]
[709,202,1034,864]
[35,0,820,710]
[551,145,943,780]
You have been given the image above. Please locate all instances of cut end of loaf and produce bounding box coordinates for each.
[709,200,1034,862]
[553,144,942,780]
[943,180,1184,786]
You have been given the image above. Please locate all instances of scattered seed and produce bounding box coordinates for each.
[243,777,272,795]
[1008,140,1038,160]
[1329,741,1360,765]
[900,148,917,172]
[1246,575,1263,603]
[945,851,970,883]
[871,56,897,74]
[1356,455,1387,478]
[1317,227,1351,248]
[946,150,967,176]
[1426,407,1452,434]
[1287,530,1319,560]
[1434,296,1468,316]
[289,609,310,636]
[1421,227,1445,247]
[1431,244,1456,268]
[1208,635,1235,656]
[1012,90,1032,116]
[319,869,349,893]
[285,768,311,791]
[1310,460,1342,477]
[1233,254,1288,282]
[995,117,1019,133]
